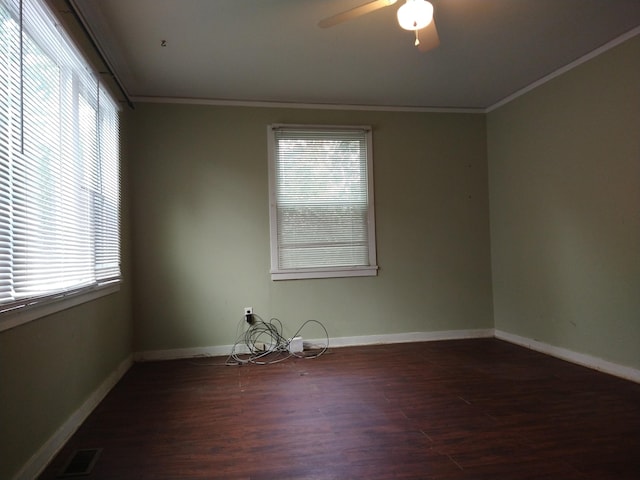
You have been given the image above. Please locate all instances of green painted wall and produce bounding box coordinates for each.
[0,294,132,479]
[487,36,640,369]
[0,113,133,480]
[128,106,493,352]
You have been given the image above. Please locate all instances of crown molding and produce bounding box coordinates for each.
[486,25,640,113]
[130,95,484,114]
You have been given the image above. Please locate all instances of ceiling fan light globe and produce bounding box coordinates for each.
[397,0,433,31]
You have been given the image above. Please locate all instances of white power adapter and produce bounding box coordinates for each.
[288,336,303,353]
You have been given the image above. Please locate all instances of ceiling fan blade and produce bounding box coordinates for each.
[417,18,440,52]
[417,19,440,52]
[318,0,397,28]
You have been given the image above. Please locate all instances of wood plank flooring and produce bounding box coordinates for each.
[38,339,640,479]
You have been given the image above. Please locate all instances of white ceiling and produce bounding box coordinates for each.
[70,0,640,110]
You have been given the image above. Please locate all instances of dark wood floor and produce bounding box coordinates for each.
[39,339,640,479]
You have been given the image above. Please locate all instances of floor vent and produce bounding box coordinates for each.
[58,448,102,477]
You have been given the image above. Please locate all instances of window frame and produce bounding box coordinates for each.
[0,0,121,332]
[267,124,378,281]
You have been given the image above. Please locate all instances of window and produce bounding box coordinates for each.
[267,124,377,280]
[0,0,120,325]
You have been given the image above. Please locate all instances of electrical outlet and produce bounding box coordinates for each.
[244,307,253,316]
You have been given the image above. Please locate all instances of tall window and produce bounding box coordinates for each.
[268,124,377,280]
[0,0,120,321]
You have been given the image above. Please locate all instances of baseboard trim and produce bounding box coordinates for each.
[135,329,640,384]
[134,344,236,362]
[495,330,640,384]
[133,328,495,362]
[14,355,134,480]
[324,329,495,348]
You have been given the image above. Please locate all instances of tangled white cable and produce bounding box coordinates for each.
[226,315,329,366]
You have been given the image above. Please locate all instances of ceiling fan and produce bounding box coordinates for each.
[319,0,440,52]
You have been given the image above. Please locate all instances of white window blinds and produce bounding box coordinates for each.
[0,0,120,314]
[268,125,377,280]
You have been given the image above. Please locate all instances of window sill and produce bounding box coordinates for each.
[0,283,121,333]
[271,266,378,281]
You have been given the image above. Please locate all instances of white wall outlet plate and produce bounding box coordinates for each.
[244,307,253,315]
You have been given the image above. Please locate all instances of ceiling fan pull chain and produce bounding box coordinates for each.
[414,30,420,46]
